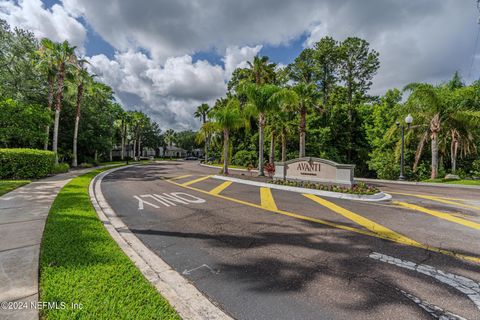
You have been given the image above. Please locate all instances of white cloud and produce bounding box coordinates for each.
[87,46,260,130]
[223,45,262,80]
[0,0,87,52]
[303,1,478,94]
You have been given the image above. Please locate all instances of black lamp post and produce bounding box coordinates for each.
[396,114,413,181]
[126,134,131,165]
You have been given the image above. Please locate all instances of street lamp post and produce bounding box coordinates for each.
[126,134,132,165]
[397,114,413,181]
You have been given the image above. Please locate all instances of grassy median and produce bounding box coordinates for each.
[39,168,180,320]
[0,180,30,196]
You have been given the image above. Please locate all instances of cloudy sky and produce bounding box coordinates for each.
[0,0,479,130]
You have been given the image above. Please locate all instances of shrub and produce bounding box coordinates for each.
[471,160,480,177]
[232,150,257,167]
[52,163,69,174]
[0,148,55,179]
[265,162,275,178]
[79,162,93,168]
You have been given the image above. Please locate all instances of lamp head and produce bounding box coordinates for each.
[405,114,413,125]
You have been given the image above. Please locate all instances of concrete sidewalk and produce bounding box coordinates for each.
[0,168,94,320]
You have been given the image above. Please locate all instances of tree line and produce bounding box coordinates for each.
[195,37,480,180]
[0,20,174,166]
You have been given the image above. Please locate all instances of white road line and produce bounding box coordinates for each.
[397,289,467,320]
[369,252,480,311]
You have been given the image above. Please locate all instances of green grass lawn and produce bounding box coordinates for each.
[0,180,30,196]
[39,168,180,320]
[425,178,480,186]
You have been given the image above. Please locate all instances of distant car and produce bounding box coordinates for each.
[185,156,198,160]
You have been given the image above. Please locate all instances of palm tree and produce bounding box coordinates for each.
[194,103,210,161]
[247,55,277,85]
[71,60,92,167]
[275,83,316,158]
[37,39,57,150]
[404,81,480,179]
[49,40,77,164]
[208,98,245,175]
[164,129,176,147]
[242,83,281,176]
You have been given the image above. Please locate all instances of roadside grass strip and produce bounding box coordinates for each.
[40,168,180,320]
[165,179,480,264]
[0,180,30,196]
[393,201,480,231]
[209,181,233,195]
[389,192,480,211]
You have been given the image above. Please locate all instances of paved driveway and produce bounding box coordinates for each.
[101,162,480,320]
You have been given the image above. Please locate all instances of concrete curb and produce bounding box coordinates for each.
[356,177,480,190]
[89,165,233,320]
[212,175,392,202]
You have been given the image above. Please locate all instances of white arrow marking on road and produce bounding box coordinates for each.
[182,264,219,275]
[134,195,160,210]
[370,252,480,311]
[170,192,206,204]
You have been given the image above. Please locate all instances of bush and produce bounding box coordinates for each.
[0,148,55,179]
[79,162,93,168]
[471,160,480,177]
[232,150,257,167]
[52,163,69,174]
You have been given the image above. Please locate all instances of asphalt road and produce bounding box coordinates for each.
[101,161,480,320]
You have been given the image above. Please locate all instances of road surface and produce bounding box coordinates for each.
[100,161,480,320]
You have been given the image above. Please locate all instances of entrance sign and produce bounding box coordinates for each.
[274,157,355,186]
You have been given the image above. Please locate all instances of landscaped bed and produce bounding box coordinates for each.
[39,167,180,320]
[0,180,30,196]
[269,179,380,195]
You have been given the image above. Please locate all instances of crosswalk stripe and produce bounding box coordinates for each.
[170,174,192,180]
[303,194,423,248]
[390,192,480,211]
[209,181,233,195]
[260,187,278,211]
[394,201,480,231]
[181,175,212,186]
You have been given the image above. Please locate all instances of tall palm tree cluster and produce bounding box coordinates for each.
[196,38,480,180]
[36,38,163,166]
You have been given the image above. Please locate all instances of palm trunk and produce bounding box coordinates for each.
[72,83,83,168]
[138,138,141,157]
[431,133,439,179]
[258,113,266,176]
[44,77,54,150]
[299,106,306,158]
[72,116,80,167]
[269,133,275,164]
[281,131,287,162]
[451,139,458,174]
[133,139,137,160]
[121,119,125,160]
[52,108,61,163]
[223,129,229,175]
[52,62,65,164]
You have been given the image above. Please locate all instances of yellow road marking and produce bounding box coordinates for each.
[169,174,192,180]
[165,179,480,264]
[394,201,480,231]
[181,175,212,186]
[304,194,423,248]
[390,192,480,211]
[260,187,278,211]
[209,181,233,195]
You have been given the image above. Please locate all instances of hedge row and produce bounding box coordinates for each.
[0,148,56,179]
